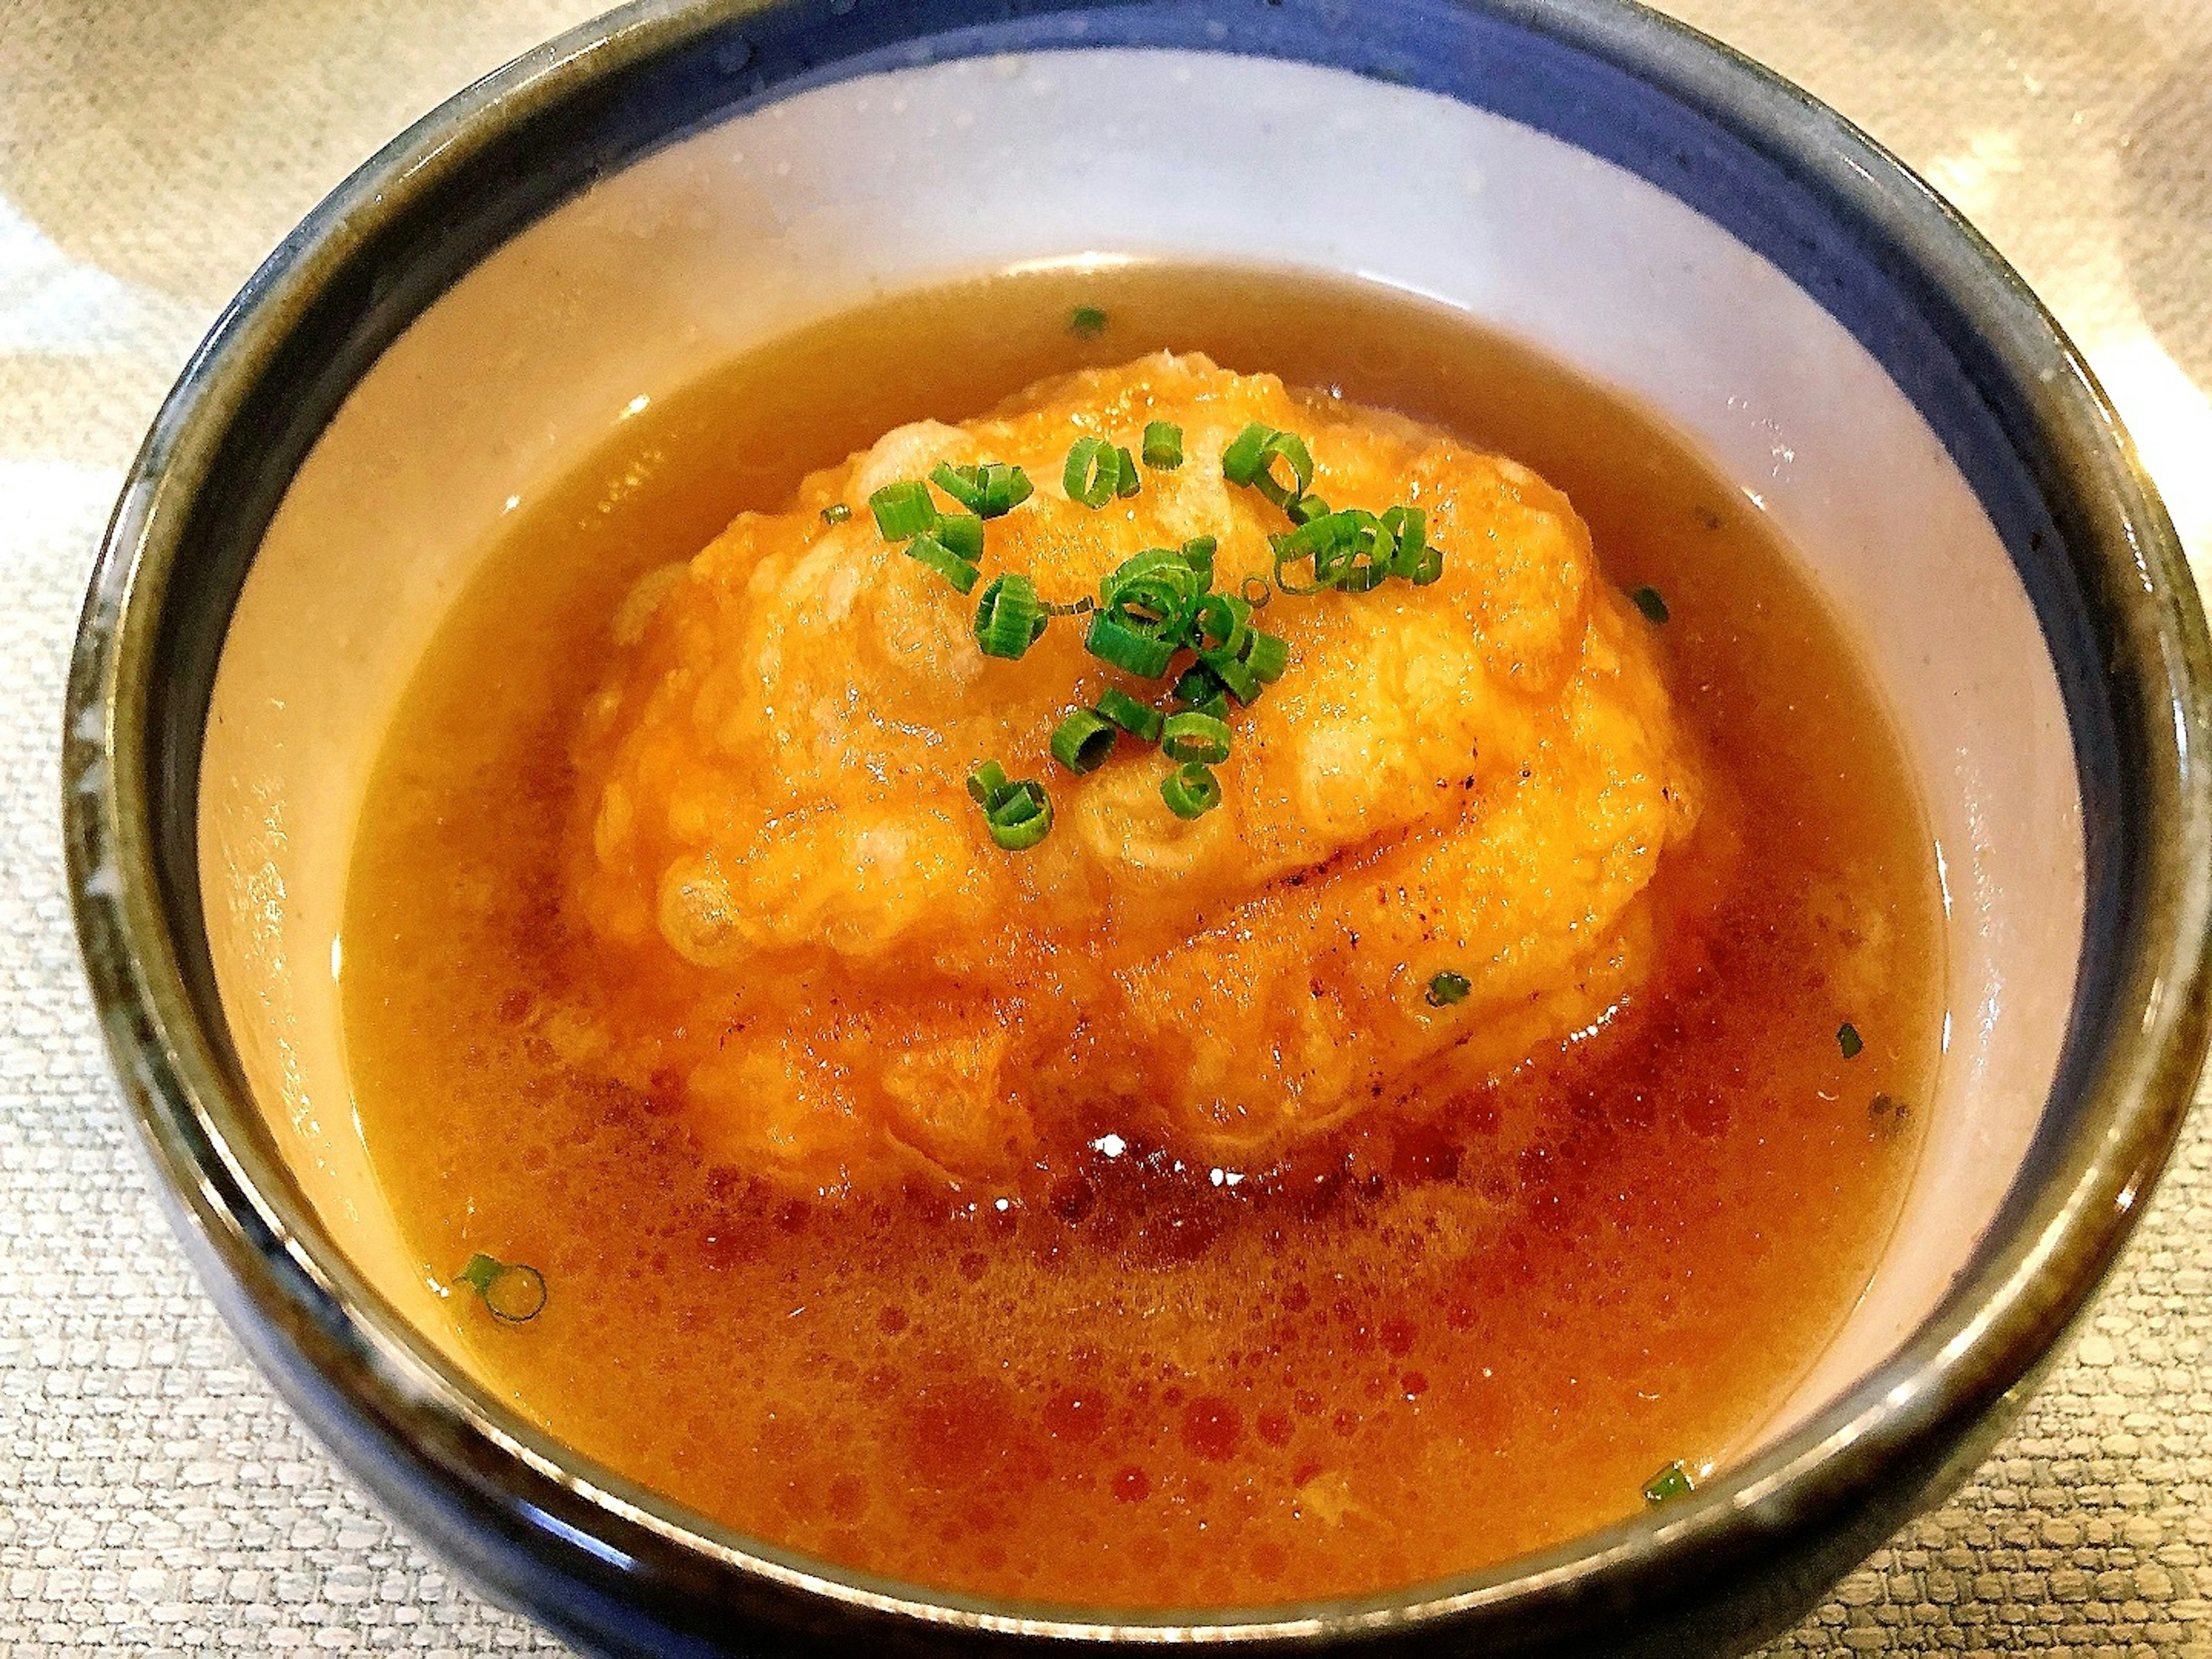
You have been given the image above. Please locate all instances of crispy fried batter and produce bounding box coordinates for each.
[561,353,1703,1186]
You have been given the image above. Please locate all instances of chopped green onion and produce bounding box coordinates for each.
[1180,536,1218,584]
[1242,631,1290,683]
[929,461,986,513]
[1838,1022,1863,1059]
[869,480,938,540]
[1096,687,1166,743]
[975,573,1049,660]
[1064,437,1118,509]
[937,511,984,563]
[1333,510,1393,594]
[1161,762,1222,820]
[820,503,852,525]
[968,760,1010,806]
[1142,421,1184,469]
[1425,971,1472,1008]
[904,532,982,594]
[1383,506,1440,585]
[974,463,1035,518]
[1220,423,1313,505]
[455,1253,547,1324]
[1194,591,1252,657]
[1631,585,1671,624]
[1162,711,1232,766]
[1069,304,1108,339]
[1199,647,1262,704]
[1046,593,1097,618]
[1051,709,1119,774]
[1642,1461,1695,1505]
[1085,610,1176,678]
[968,762,1054,850]
[1173,661,1229,714]
[1240,574,1273,608]
[1112,445,1142,498]
[1286,493,1332,527]
[1220,426,1316,509]
[1272,512,1358,596]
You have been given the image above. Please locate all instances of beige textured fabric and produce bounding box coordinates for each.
[0,1,2206,1652]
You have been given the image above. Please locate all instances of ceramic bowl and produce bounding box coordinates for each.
[62,0,2212,1653]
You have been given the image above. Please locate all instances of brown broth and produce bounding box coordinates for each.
[340,264,1942,1607]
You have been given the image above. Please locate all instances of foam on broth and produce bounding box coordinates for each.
[340,264,1942,1607]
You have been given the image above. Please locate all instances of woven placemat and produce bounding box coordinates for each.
[1,1,2205,1651]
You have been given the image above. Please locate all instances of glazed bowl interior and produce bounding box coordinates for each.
[202,45,2081,1455]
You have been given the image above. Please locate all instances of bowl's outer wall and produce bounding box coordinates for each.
[61,0,2212,1654]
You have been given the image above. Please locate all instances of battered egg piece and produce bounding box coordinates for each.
[562,352,1702,1187]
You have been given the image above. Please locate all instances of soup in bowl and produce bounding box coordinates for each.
[65,2,2210,1653]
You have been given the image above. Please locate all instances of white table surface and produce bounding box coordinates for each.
[1,1,2206,1652]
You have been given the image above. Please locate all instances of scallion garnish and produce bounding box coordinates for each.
[1193,591,1252,657]
[1172,660,1230,719]
[455,1253,547,1324]
[1220,422,1316,508]
[1096,687,1166,743]
[1631,585,1671,624]
[1180,536,1218,583]
[1198,647,1261,704]
[1112,445,1141,499]
[1242,630,1290,684]
[1069,305,1108,339]
[869,479,938,540]
[1642,1461,1695,1505]
[1161,762,1222,820]
[1161,710,1232,766]
[1084,609,1176,679]
[931,460,1035,518]
[937,511,984,563]
[1286,493,1332,527]
[820,503,852,525]
[975,573,1049,660]
[968,761,1054,850]
[1838,1022,1863,1059]
[1142,421,1184,469]
[1065,437,1118,509]
[1051,709,1119,774]
[1425,971,1472,1008]
[1383,506,1438,584]
[904,532,982,594]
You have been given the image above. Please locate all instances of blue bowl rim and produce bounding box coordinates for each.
[59,0,2212,1650]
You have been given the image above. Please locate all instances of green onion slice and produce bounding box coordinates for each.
[1382,506,1440,585]
[936,510,984,563]
[1240,574,1273,608]
[1241,630,1290,684]
[1180,536,1218,584]
[869,480,938,540]
[1642,1461,1695,1505]
[1631,585,1671,624]
[1161,710,1232,766]
[1113,445,1141,499]
[1221,422,1315,502]
[1161,762,1222,820]
[455,1253,548,1324]
[904,532,982,594]
[1096,687,1166,742]
[1069,304,1108,339]
[1425,971,1473,1008]
[968,762,1054,850]
[820,503,852,525]
[1194,590,1253,657]
[1838,1022,1863,1059]
[1051,709,1119,774]
[1064,437,1118,509]
[1142,421,1184,469]
[968,760,1010,806]
[1173,660,1228,711]
[930,461,1035,518]
[1084,610,1176,679]
[1286,493,1332,527]
[975,573,1049,660]
[1199,647,1262,704]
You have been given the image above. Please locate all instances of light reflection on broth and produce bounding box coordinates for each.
[341,264,1941,1607]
